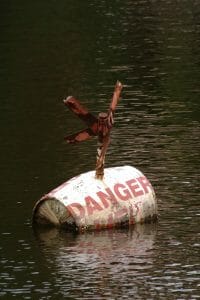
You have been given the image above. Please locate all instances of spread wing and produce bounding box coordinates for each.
[64,128,95,143]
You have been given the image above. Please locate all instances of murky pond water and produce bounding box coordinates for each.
[0,0,199,299]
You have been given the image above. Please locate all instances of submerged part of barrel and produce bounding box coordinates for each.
[32,166,157,231]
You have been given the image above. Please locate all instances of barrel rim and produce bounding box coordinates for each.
[32,197,77,229]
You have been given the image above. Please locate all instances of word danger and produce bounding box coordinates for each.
[67,176,154,219]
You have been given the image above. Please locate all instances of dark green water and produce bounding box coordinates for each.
[0,0,199,299]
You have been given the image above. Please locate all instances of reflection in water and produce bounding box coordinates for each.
[35,223,156,260]
[35,224,157,298]
[0,0,199,299]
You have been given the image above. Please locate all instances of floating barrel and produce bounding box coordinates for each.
[32,166,157,231]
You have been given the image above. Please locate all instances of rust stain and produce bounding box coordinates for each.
[63,81,123,179]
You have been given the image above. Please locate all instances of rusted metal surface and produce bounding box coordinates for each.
[32,166,157,231]
[64,81,123,179]
[63,96,98,143]
[95,113,110,179]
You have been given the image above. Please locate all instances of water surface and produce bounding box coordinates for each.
[0,0,199,299]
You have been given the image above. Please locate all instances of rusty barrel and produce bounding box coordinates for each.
[32,166,157,231]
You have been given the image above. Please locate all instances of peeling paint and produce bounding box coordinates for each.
[33,166,157,231]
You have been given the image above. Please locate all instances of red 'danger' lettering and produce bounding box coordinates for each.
[126,178,144,197]
[85,196,103,215]
[114,183,132,201]
[96,187,118,208]
[137,176,153,194]
[67,203,85,219]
